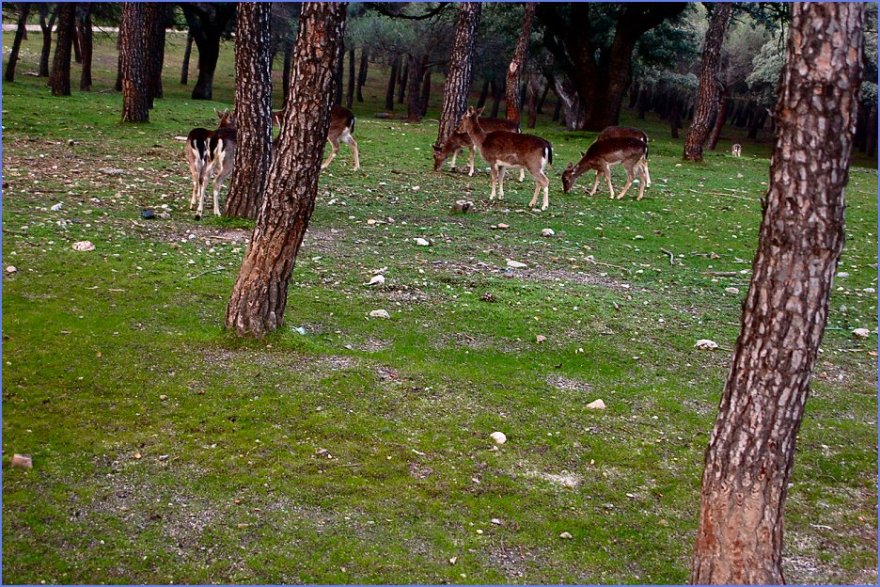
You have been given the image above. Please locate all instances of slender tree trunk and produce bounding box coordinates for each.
[707,92,729,150]
[525,71,539,128]
[629,81,640,109]
[420,65,432,116]
[385,54,399,111]
[183,4,236,100]
[683,3,733,161]
[691,3,865,583]
[144,3,168,106]
[356,48,368,102]
[334,38,344,105]
[120,2,149,122]
[180,32,193,85]
[669,96,681,138]
[226,2,348,338]
[5,3,31,83]
[435,2,482,148]
[505,1,536,122]
[490,78,504,119]
[225,2,273,220]
[552,95,562,122]
[77,4,93,91]
[476,78,490,109]
[537,78,551,114]
[282,39,293,101]
[397,57,407,103]
[867,104,877,157]
[637,86,649,120]
[406,53,425,122]
[72,12,82,64]
[49,3,76,96]
[39,5,58,77]
[346,47,355,109]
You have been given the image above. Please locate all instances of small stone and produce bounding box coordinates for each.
[559,531,573,540]
[837,272,850,278]
[536,335,547,343]
[476,529,483,535]
[72,241,95,252]
[449,557,458,565]
[99,167,125,176]
[586,399,606,410]
[158,454,170,461]
[6,266,17,274]
[496,223,510,229]
[451,200,472,213]
[366,218,377,225]
[365,274,385,286]
[506,260,527,269]
[490,431,507,445]
[633,234,644,240]
[695,339,719,350]
[141,208,156,220]
[133,452,142,460]
[481,292,495,303]
[369,309,391,319]
[413,237,430,246]
[541,228,555,237]
[159,394,168,401]
[491,518,502,525]
[724,287,740,294]
[50,202,63,212]
[11,454,32,469]
[852,328,871,338]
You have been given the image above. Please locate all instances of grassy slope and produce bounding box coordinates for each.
[1,30,877,585]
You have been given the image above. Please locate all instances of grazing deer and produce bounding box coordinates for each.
[596,126,651,187]
[185,109,235,220]
[433,117,525,181]
[561,137,648,201]
[731,144,742,157]
[457,106,553,210]
[272,106,360,171]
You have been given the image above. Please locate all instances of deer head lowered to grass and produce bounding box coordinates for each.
[457,106,553,210]
[561,136,648,201]
[432,117,525,181]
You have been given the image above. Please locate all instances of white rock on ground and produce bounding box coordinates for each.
[490,431,507,445]
[506,260,527,269]
[695,339,719,350]
[586,399,606,410]
[369,309,391,319]
[852,328,871,338]
[72,241,95,252]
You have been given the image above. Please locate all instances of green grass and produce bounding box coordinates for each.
[2,31,877,584]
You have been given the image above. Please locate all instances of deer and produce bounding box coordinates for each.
[185,109,236,221]
[595,126,651,188]
[433,117,525,181]
[731,144,742,157]
[274,106,360,171]
[457,106,553,210]
[561,136,648,201]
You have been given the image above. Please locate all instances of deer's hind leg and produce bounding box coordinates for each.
[340,130,360,171]
[321,137,340,170]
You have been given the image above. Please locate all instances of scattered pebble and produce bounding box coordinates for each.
[536,335,547,343]
[11,454,32,469]
[413,237,430,246]
[695,339,719,350]
[72,241,95,252]
[365,275,385,286]
[541,228,555,237]
[586,399,606,410]
[50,202,63,212]
[506,260,527,269]
[369,309,391,319]
[159,394,168,401]
[559,531,573,540]
[448,557,458,565]
[491,518,502,525]
[490,431,507,445]
[724,287,740,294]
[852,328,871,338]
[6,266,17,274]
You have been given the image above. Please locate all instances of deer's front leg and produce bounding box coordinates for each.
[488,165,497,201]
[467,146,475,177]
[321,139,338,170]
[588,170,601,196]
[604,165,616,200]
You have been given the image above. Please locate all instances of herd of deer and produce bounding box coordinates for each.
[185,104,652,219]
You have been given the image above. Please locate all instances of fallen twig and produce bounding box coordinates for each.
[188,267,226,280]
[660,248,676,265]
[704,271,739,277]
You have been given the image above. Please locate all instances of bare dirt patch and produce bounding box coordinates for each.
[204,348,359,374]
[546,375,593,393]
[487,542,544,581]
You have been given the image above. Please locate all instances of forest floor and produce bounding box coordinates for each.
[2,31,878,585]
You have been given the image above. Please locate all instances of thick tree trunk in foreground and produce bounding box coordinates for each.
[226,2,348,337]
[435,2,482,149]
[120,2,149,122]
[684,3,733,161]
[225,2,273,220]
[77,4,93,91]
[180,32,193,85]
[49,3,76,96]
[691,3,864,584]
[5,3,31,83]
[505,1,535,122]
[39,4,58,77]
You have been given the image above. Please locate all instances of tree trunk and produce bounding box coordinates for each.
[120,2,149,122]
[629,81,640,109]
[505,1,535,122]
[334,38,344,106]
[683,3,733,161]
[39,5,58,77]
[356,48,368,102]
[226,2,348,338]
[525,71,539,128]
[707,92,729,150]
[691,3,865,583]
[180,32,193,85]
[72,11,82,64]
[77,4,93,91]
[346,47,356,109]
[553,74,585,130]
[552,95,562,122]
[537,78,551,114]
[5,3,31,83]
[867,104,877,157]
[435,2,482,149]
[49,3,76,97]
[182,4,236,101]
[225,2,273,220]
[476,78,490,109]
[397,57,407,103]
[406,53,425,122]
[747,107,766,139]
[490,78,503,119]
[144,3,168,106]
[669,96,681,139]
[385,54,399,111]
[420,66,432,116]
[282,39,293,101]
[637,86,649,120]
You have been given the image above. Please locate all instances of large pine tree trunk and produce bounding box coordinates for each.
[180,32,193,85]
[39,4,58,77]
[691,3,865,583]
[77,4,93,91]
[435,2,482,148]
[226,2,348,338]
[49,3,77,96]
[684,3,733,161]
[120,3,149,122]
[356,48,368,102]
[5,3,31,83]
[225,2,273,220]
[505,2,535,122]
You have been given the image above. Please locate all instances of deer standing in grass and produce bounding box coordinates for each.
[561,136,648,201]
[185,109,236,220]
[274,105,360,171]
[458,106,553,210]
[433,117,525,181]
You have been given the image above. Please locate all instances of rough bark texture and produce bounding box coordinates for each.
[684,3,733,161]
[39,4,58,77]
[505,2,535,122]
[435,2,482,149]
[180,32,193,85]
[120,3,149,122]
[182,3,236,100]
[226,2,348,338]
[225,2,273,220]
[5,3,31,83]
[77,4,93,91]
[281,39,293,100]
[539,3,687,130]
[691,3,864,584]
[49,3,76,96]
[356,48,368,102]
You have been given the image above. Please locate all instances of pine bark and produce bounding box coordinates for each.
[434,2,482,148]
[120,3,150,122]
[225,2,273,220]
[505,2,535,122]
[77,4,93,91]
[5,3,31,83]
[684,3,733,161]
[282,39,293,101]
[180,32,193,85]
[49,3,76,96]
[691,3,865,583]
[39,4,58,77]
[226,2,348,338]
